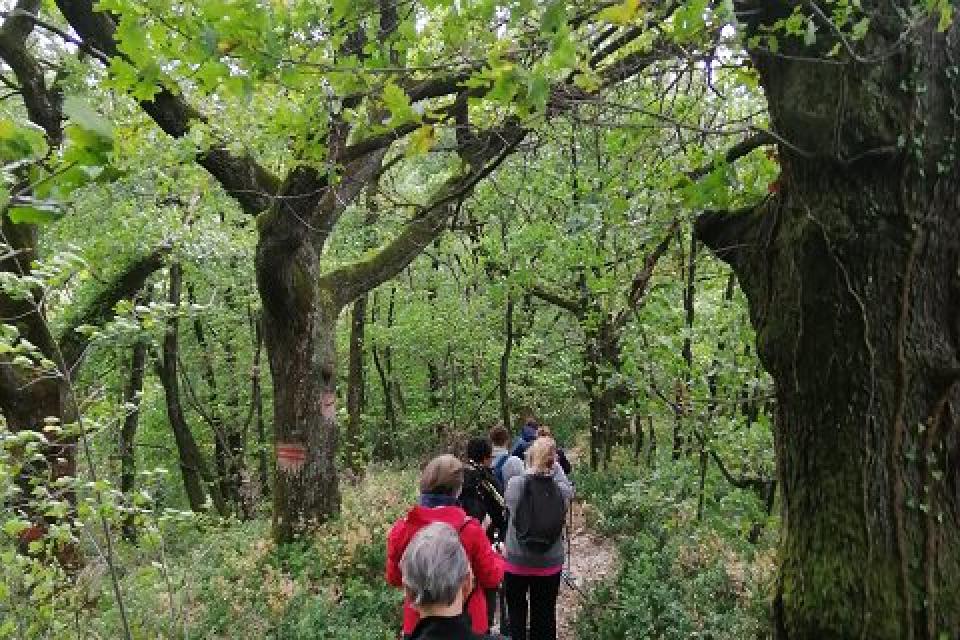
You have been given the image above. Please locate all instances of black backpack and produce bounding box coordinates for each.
[513,475,566,552]
[458,468,487,521]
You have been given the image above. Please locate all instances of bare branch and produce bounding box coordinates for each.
[615,217,681,328]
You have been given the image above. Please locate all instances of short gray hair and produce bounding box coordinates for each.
[400,522,470,607]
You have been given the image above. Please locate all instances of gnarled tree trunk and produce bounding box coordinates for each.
[697,4,960,637]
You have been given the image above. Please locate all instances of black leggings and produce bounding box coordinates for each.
[504,571,562,640]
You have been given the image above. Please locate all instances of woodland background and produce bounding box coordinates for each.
[1,1,957,639]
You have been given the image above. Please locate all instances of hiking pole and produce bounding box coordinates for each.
[562,498,577,589]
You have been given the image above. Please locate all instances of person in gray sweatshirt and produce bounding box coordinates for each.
[502,436,574,640]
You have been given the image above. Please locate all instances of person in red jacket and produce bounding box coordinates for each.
[387,454,504,638]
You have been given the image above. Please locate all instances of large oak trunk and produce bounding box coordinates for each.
[698,5,960,637]
[257,215,342,541]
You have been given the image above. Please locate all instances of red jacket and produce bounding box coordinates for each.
[386,504,503,635]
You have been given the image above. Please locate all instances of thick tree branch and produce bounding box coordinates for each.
[529,286,583,315]
[58,244,171,370]
[687,130,775,181]
[311,149,387,251]
[694,203,767,274]
[328,124,526,307]
[54,0,280,215]
[0,0,61,143]
[690,425,773,495]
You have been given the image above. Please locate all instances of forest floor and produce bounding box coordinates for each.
[556,497,619,639]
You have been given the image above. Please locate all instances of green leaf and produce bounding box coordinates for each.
[938,3,953,32]
[673,0,708,40]
[8,201,63,225]
[851,17,870,40]
[527,72,550,112]
[63,96,113,142]
[597,0,641,25]
[406,124,435,157]
[548,29,577,70]
[2,518,28,536]
[0,119,45,161]
[488,64,519,103]
[382,81,418,125]
[541,1,567,34]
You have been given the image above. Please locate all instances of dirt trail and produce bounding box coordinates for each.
[556,498,619,639]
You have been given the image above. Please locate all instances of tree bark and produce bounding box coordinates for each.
[696,5,960,637]
[345,295,367,473]
[157,263,225,515]
[119,332,148,541]
[499,297,514,429]
[250,310,269,498]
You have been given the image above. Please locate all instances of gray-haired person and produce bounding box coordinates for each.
[401,522,482,640]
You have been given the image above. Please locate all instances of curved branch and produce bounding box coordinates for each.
[615,217,681,328]
[58,244,171,370]
[328,125,526,307]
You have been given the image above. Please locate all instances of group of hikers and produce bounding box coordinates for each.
[386,418,575,640]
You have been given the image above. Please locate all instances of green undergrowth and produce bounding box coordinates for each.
[574,452,778,639]
[24,467,418,639]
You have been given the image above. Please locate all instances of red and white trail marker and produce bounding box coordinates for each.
[277,442,307,473]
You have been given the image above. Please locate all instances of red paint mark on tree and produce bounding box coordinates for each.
[277,442,307,473]
[321,391,336,421]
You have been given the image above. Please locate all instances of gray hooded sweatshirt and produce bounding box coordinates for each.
[503,465,574,569]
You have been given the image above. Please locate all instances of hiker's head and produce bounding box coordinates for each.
[466,437,493,466]
[527,436,557,473]
[401,522,473,613]
[536,425,553,439]
[520,420,539,442]
[489,424,509,448]
[420,454,464,497]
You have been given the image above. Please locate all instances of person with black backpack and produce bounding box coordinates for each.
[461,437,508,543]
[459,437,509,632]
[502,436,573,640]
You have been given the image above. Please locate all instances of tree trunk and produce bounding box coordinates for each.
[256,205,343,540]
[345,295,367,473]
[499,297,514,429]
[427,249,442,408]
[119,336,148,541]
[371,343,397,461]
[158,263,225,515]
[186,286,232,510]
[250,310,269,498]
[370,288,398,461]
[697,6,960,637]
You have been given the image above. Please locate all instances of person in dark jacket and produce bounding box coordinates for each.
[460,437,508,542]
[403,522,481,640]
[509,420,539,459]
[459,436,508,631]
[510,423,572,476]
